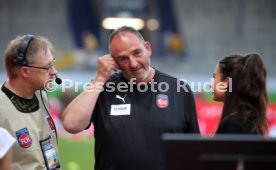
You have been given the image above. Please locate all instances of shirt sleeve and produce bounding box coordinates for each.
[0,127,16,159]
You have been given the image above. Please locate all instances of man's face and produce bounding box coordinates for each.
[110,32,152,83]
[26,48,57,90]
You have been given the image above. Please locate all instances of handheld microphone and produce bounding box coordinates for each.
[55,75,62,85]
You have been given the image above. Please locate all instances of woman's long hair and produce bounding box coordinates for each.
[218,53,268,134]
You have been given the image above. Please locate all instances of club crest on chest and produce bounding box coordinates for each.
[156,94,169,108]
[16,127,32,148]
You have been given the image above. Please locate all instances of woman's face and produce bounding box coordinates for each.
[212,64,228,102]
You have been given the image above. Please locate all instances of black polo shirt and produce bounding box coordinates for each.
[90,70,200,170]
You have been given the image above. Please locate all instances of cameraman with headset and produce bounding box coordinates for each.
[0,35,61,169]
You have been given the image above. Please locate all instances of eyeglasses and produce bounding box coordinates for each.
[24,60,55,72]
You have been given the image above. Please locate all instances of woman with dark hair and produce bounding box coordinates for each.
[212,53,268,134]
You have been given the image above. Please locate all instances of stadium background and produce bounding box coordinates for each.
[1,0,276,169]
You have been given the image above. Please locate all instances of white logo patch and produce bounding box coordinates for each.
[110,104,131,116]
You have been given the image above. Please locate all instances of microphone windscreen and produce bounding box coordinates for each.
[55,76,62,85]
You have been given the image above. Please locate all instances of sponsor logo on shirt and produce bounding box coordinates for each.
[115,94,127,103]
[46,116,55,132]
[156,94,169,108]
[16,127,32,148]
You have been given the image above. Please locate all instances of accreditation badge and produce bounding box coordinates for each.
[40,136,60,169]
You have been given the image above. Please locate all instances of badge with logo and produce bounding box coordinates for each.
[156,94,169,108]
[16,127,32,148]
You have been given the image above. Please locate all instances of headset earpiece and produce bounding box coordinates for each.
[13,55,26,65]
[13,34,34,66]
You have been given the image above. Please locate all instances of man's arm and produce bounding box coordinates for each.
[62,80,103,133]
[0,148,13,170]
[62,55,118,133]
[0,128,15,170]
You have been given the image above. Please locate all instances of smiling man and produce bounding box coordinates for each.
[63,26,200,170]
[0,35,61,169]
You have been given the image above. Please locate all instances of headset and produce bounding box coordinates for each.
[13,34,34,66]
[13,34,62,84]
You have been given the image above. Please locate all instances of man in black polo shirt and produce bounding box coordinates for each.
[63,26,200,170]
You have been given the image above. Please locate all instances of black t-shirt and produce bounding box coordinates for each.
[90,70,200,170]
[216,115,256,134]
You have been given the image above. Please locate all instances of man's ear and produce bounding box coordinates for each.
[144,41,152,56]
[20,67,30,78]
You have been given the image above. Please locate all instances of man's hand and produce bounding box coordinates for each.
[95,54,119,83]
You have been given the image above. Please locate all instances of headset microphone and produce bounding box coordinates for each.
[55,75,62,85]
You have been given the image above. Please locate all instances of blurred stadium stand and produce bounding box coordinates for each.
[0,0,275,77]
[0,0,73,52]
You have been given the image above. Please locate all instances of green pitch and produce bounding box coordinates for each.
[59,137,95,170]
